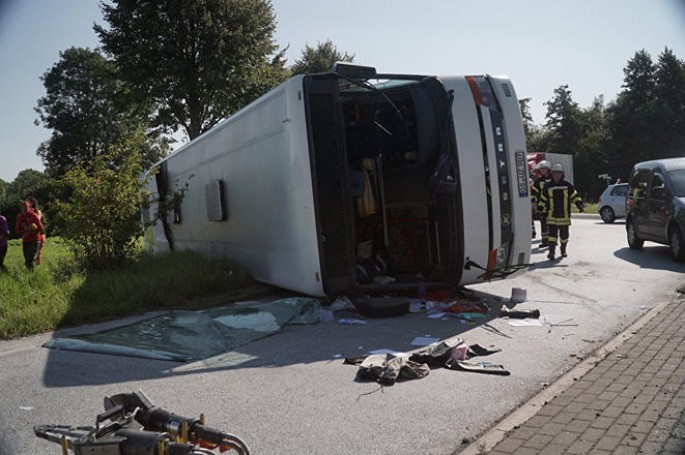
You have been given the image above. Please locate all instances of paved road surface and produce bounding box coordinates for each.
[1,216,683,454]
[463,273,685,454]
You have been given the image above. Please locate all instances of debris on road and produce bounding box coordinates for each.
[451,360,510,375]
[43,298,321,362]
[410,336,440,346]
[500,307,540,319]
[345,335,509,385]
[347,353,430,385]
[506,318,543,327]
[338,318,367,325]
[352,296,410,318]
[510,287,527,303]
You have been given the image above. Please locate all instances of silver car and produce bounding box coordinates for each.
[598,183,628,223]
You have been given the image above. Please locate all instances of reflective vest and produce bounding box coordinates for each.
[540,180,581,225]
[531,175,551,206]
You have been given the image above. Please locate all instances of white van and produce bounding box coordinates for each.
[143,64,531,297]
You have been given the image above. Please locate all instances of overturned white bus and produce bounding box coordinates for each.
[143,64,532,297]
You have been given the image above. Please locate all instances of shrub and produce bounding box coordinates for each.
[57,130,151,269]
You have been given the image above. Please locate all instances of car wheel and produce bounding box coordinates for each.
[600,206,616,224]
[670,226,685,262]
[627,220,644,249]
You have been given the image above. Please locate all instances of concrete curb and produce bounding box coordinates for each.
[572,213,601,220]
[455,300,671,455]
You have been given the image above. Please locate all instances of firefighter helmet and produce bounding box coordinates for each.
[551,163,564,173]
[537,160,551,170]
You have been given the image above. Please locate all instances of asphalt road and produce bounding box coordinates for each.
[1,215,684,455]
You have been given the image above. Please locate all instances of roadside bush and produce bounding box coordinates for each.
[56,130,150,269]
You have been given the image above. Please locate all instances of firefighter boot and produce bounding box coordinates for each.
[547,244,556,260]
[561,244,567,258]
[541,232,549,248]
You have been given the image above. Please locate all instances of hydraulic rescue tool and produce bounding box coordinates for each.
[34,390,250,455]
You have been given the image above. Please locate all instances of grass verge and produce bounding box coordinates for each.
[0,238,266,339]
[574,202,598,214]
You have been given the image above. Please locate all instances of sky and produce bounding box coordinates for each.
[0,0,684,182]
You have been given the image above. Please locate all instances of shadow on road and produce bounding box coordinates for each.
[40,289,515,388]
[527,242,570,271]
[527,259,570,271]
[614,246,685,272]
[592,220,626,226]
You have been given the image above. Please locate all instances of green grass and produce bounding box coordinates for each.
[0,238,265,339]
[571,202,598,214]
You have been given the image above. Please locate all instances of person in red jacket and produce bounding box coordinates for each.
[27,196,46,265]
[0,209,9,272]
[15,201,44,271]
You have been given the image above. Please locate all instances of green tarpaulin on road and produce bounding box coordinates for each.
[43,298,320,362]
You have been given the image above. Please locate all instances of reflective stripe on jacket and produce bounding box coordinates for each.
[540,180,581,225]
[531,175,551,206]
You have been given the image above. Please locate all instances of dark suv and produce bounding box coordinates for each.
[625,158,685,261]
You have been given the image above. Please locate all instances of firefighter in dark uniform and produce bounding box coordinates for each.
[531,160,552,247]
[530,177,536,239]
[540,163,584,260]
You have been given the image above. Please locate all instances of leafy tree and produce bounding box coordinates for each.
[605,50,661,179]
[1,170,58,237]
[527,48,685,195]
[526,125,555,153]
[575,96,609,199]
[655,48,685,119]
[95,0,288,140]
[544,85,584,156]
[654,48,685,155]
[518,97,534,140]
[56,129,151,269]
[620,49,657,110]
[4,170,53,203]
[291,40,354,75]
[603,48,685,181]
[542,86,613,199]
[518,98,556,153]
[35,47,165,177]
